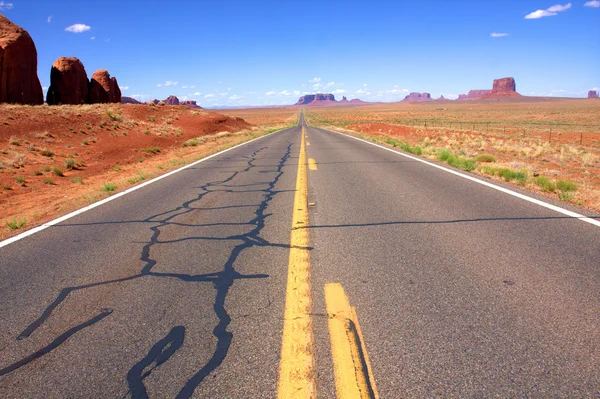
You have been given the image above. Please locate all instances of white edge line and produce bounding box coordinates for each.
[0,127,293,249]
[319,126,600,228]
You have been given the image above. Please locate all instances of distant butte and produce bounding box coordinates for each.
[589,90,599,99]
[294,93,368,107]
[402,92,432,102]
[458,77,521,100]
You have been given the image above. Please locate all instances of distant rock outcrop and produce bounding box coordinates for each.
[340,96,349,103]
[46,57,89,105]
[88,69,121,104]
[483,77,521,99]
[588,90,599,99]
[181,100,202,109]
[437,95,449,101]
[0,15,43,105]
[164,95,179,105]
[295,93,336,105]
[402,92,432,102]
[121,96,141,104]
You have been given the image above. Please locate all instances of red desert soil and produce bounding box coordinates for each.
[0,103,274,239]
[306,98,600,212]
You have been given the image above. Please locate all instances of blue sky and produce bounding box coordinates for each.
[2,0,599,106]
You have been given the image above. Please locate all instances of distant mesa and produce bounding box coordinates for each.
[0,14,43,105]
[295,93,336,106]
[164,95,180,105]
[181,100,202,109]
[47,57,89,105]
[294,93,368,107]
[458,77,521,100]
[483,77,521,99]
[402,92,432,102]
[88,69,121,104]
[121,96,141,104]
[589,90,599,99]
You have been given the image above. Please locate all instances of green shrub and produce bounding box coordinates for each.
[6,217,26,231]
[33,170,43,176]
[14,176,25,186]
[43,177,55,185]
[141,147,161,154]
[70,176,83,184]
[52,167,64,176]
[102,182,117,192]
[43,166,51,172]
[533,176,556,192]
[437,149,451,162]
[64,157,77,170]
[556,180,577,192]
[40,150,54,157]
[182,138,199,147]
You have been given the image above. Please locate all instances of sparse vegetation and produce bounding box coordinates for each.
[556,180,577,193]
[64,157,77,170]
[533,176,556,193]
[70,176,84,184]
[141,147,161,154]
[33,170,43,176]
[43,177,55,185]
[40,149,54,157]
[102,182,117,192]
[128,173,147,184]
[6,217,26,231]
[475,154,497,163]
[9,136,20,146]
[14,176,26,186]
[182,138,199,147]
[52,167,64,177]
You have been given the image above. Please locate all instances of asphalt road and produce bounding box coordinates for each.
[1,113,600,398]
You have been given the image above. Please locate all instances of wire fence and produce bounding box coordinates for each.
[378,119,600,147]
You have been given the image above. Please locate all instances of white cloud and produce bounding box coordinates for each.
[90,36,95,40]
[205,94,216,98]
[356,89,371,95]
[65,24,91,33]
[278,90,292,96]
[181,85,195,89]
[266,91,277,96]
[119,86,129,91]
[42,86,48,91]
[294,90,300,95]
[105,39,110,42]
[584,0,600,7]
[309,77,321,83]
[326,82,336,87]
[0,1,14,10]
[131,94,142,98]
[364,83,368,87]
[193,92,201,96]
[490,32,510,37]
[332,89,346,94]
[157,81,178,87]
[386,88,409,94]
[313,83,323,90]
[229,95,244,100]
[47,16,53,23]
[525,3,572,19]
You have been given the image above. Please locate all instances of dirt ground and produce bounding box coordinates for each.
[305,98,600,212]
[0,103,297,239]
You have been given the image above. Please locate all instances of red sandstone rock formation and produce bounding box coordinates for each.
[88,69,121,103]
[340,96,349,103]
[121,96,141,104]
[0,15,43,104]
[588,90,599,99]
[402,92,432,102]
[164,95,179,105]
[483,77,521,99]
[181,100,202,109]
[295,93,336,105]
[46,57,89,105]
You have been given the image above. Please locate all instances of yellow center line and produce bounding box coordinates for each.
[308,158,318,171]
[325,283,379,399]
[277,126,316,399]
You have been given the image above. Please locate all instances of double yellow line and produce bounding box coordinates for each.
[277,126,378,399]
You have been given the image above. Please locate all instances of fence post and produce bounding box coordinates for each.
[580,132,583,145]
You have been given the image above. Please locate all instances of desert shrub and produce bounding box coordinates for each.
[6,217,26,231]
[475,154,497,163]
[102,182,117,192]
[64,157,77,170]
[9,136,20,146]
[556,180,577,192]
[43,177,55,185]
[182,138,199,147]
[158,101,166,106]
[33,170,43,176]
[445,154,477,171]
[14,176,25,186]
[40,150,54,157]
[70,176,84,184]
[141,147,161,154]
[52,167,64,176]
[436,149,451,162]
[533,176,556,192]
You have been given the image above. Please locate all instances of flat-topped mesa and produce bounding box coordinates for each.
[483,77,521,99]
[467,90,492,99]
[295,93,336,105]
[589,90,599,99]
[0,15,43,104]
[88,69,121,103]
[164,95,179,105]
[181,100,202,109]
[402,92,432,102]
[47,57,89,105]
[121,96,141,104]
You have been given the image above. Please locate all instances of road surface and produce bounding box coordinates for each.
[1,113,599,398]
